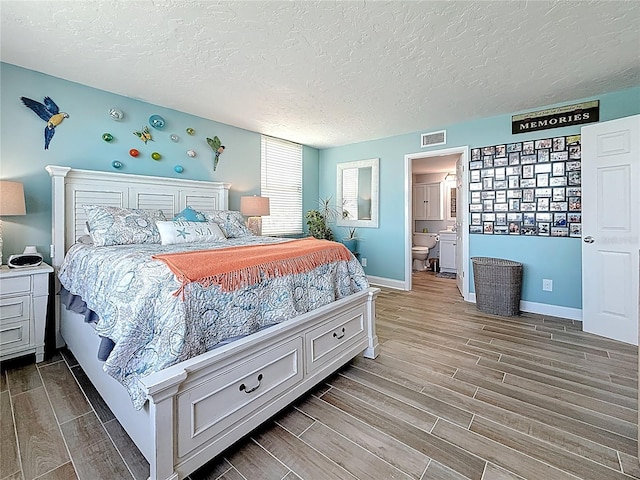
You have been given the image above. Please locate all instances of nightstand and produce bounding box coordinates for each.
[0,263,53,363]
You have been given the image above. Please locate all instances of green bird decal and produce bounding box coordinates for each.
[206,136,225,171]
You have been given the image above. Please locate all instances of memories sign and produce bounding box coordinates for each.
[512,101,599,134]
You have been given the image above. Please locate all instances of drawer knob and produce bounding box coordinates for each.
[333,327,346,340]
[239,373,263,394]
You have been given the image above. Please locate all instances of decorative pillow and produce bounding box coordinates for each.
[173,206,206,222]
[83,205,166,246]
[155,220,227,245]
[203,210,253,238]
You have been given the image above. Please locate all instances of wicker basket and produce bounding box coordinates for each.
[472,257,523,316]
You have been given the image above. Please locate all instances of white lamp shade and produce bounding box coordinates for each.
[240,196,270,216]
[0,181,26,216]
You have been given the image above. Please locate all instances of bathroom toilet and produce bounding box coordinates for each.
[412,233,439,271]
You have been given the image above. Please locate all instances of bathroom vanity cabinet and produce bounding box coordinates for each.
[413,183,443,220]
[438,232,457,274]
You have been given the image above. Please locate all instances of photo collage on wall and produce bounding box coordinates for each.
[469,135,582,237]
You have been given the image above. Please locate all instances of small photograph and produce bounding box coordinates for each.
[470,160,483,170]
[483,222,494,234]
[536,187,552,197]
[495,191,507,203]
[569,197,582,211]
[508,199,520,211]
[566,134,581,145]
[523,189,535,202]
[551,151,569,161]
[550,202,568,211]
[495,145,507,157]
[570,223,582,237]
[523,141,535,154]
[507,213,522,222]
[471,148,481,160]
[470,182,483,191]
[537,198,550,211]
[552,162,565,176]
[521,202,536,211]
[482,213,496,221]
[554,213,567,226]
[494,225,509,235]
[521,178,536,188]
[553,137,566,152]
[481,168,495,178]
[566,187,581,198]
[494,203,508,212]
[483,199,494,211]
[521,225,538,236]
[536,173,549,187]
[507,142,522,153]
[538,222,550,236]
[537,212,552,222]
[568,212,582,223]
[522,165,534,178]
[493,157,509,167]
[566,161,581,171]
[471,191,481,203]
[549,177,567,186]
[508,152,521,165]
[471,213,482,225]
[521,154,537,164]
[482,146,495,156]
[552,187,565,201]
[551,227,569,237]
[495,213,507,225]
[535,163,552,174]
[506,189,522,199]
[494,180,508,190]
[481,191,496,199]
[569,144,581,159]
[535,138,552,149]
[523,213,536,226]
[494,167,506,181]
[470,225,483,234]
[568,171,581,186]
[508,222,521,235]
[537,149,550,162]
[508,176,520,189]
[483,156,494,168]
[470,203,483,212]
[470,170,481,182]
[506,166,521,176]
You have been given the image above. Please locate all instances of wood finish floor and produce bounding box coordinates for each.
[1,271,639,479]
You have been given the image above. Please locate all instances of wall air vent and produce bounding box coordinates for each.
[421,130,446,148]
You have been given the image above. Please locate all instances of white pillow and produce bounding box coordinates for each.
[155,221,227,245]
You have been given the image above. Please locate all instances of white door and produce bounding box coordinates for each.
[455,156,464,295]
[582,115,639,345]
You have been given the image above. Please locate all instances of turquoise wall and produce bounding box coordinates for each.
[0,63,319,262]
[320,87,640,309]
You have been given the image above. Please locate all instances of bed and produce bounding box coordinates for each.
[47,165,379,480]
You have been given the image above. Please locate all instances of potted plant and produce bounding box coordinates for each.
[306,197,339,241]
[342,227,358,253]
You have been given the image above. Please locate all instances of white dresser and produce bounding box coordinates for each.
[0,263,53,363]
[438,232,457,274]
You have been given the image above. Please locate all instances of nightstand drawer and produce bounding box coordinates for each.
[0,275,31,295]
[0,295,30,323]
[0,319,30,352]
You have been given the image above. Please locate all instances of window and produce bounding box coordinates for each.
[261,136,303,236]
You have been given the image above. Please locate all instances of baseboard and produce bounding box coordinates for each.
[467,293,582,321]
[367,275,406,290]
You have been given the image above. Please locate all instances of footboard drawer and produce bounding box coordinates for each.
[176,336,303,457]
[305,304,366,374]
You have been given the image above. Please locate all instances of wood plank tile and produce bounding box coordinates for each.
[225,439,289,480]
[39,362,91,424]
[482,462,527,479]
[103,418,150,480]
[274,406,315,436]
[421,460,469,480]
[12,386,69,480]
[0,390,20,479]
[300,421,413,480]
[217,468,247,480]
[189,458,232,480]
[296,395,429,478]
[7,363,42,395]
[35,462,78,480]
[618,452,640,478]
[0,370,7,392]
[69,365,115,423]
[253,423,357,480]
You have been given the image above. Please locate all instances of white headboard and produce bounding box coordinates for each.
[46,166,231,269]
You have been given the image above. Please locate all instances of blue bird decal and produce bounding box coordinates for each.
[21,96,69,150]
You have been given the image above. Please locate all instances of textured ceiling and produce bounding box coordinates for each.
[1,1,639,149]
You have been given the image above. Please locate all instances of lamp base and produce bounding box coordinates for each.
[247,216,262,236]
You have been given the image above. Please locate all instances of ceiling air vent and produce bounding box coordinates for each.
[421,130,446,148]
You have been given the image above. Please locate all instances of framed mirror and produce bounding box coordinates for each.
[336,157,379,228]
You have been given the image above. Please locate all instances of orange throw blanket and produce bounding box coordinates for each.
[153,238,352,296]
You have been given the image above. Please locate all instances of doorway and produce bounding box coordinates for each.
[404,146,469,299]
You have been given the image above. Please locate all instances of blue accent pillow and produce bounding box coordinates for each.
[173,206,206,222]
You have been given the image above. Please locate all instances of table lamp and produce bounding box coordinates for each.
[240,196,270,236]
[0,181,27,265]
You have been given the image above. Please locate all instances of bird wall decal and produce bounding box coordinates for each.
[206,136,225,171]
[133,125,153,143]
[20,96,69,150]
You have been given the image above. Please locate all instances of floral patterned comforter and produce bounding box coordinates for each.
[58,236,369,409]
